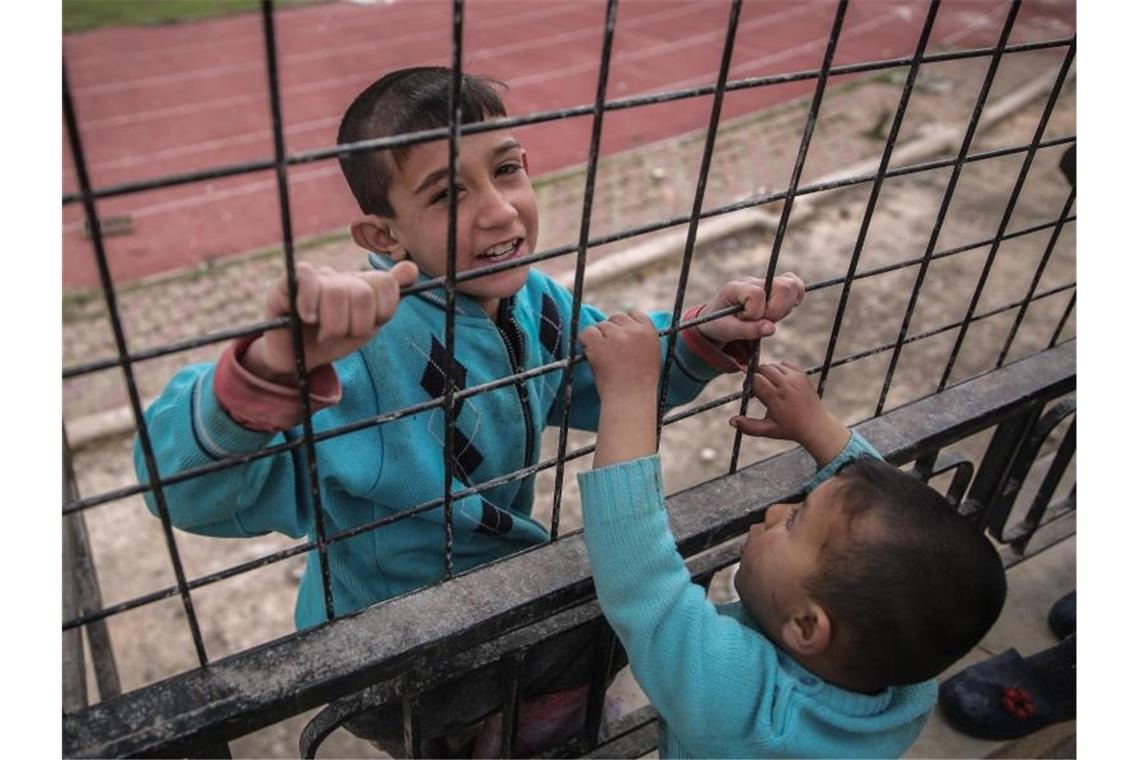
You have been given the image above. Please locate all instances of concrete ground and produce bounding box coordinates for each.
[64,45,1076,759]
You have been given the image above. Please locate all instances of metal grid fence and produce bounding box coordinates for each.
[63,0,1075,754]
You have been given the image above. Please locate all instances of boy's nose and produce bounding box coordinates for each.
[764,502,787,528]
[476,187,519,229]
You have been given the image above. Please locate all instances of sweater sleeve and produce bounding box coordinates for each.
[132,350,366,539]
[801,430,883,493]
[578,456,783,740]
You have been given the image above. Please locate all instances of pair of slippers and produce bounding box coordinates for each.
[937,591,1075,740]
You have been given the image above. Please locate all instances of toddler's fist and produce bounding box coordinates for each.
[579,312,661,401]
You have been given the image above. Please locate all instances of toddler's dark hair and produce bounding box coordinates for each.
[805,456,1006,691]
[337,67,507,217]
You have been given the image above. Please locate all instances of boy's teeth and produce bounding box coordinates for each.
[480,239,518,259]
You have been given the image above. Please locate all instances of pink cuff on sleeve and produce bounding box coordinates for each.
[213,335,342,432]
[680,305,753,373]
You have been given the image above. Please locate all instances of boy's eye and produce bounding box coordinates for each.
[430,185,461,205]
[785,504,801,530]
[496,161,523,177]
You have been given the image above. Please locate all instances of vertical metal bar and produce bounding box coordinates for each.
[62,430,122,703]
[656,0,742,440]
[62,449,88,713]
[1049,291,1075,347]
[968,399,1047,537]
[996,187,1076,366]
[911,449,939,482]
[260,0,335,622]
[817,0,941,398]
[441,0,465,578]
[938,41,1075,389]
[498,650,527,758]
[1009,418,1075,552]
[550,0,619,541]
[61,63,209,665]
[580,625,618,750]
[874,0,1021,416]
[729,0,848,473]
[403,694,423,758]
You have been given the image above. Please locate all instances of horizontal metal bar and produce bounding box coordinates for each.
[63,259,1076,521]
[805,216,1075,293]
[62,306,742,514]
[63,316,290,379]
[62,36,1071,206]
[62,134,1074,382]
[63,282,1073,631]
[815,282,1074,374]
[390,139,1079,298]
[62,342,1076,757]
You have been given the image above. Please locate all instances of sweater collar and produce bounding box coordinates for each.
[775,647,900,717]
[726,601,904,717]
[368,252,493,319]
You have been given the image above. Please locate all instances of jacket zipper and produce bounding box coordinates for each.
[496,309,536,470]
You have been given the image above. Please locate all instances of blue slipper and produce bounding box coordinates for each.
[1048,591,1076,639]
[938,636,1076,741]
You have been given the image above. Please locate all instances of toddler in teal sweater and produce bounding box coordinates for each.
[577,312,1007,758]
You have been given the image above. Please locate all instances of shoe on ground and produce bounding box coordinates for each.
[938,636,1076,741]
[1047,590,1076,639]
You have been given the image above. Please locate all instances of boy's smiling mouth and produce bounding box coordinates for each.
[475,237,524,264]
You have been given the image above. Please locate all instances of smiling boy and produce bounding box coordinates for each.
[135,67,805,754]
[577,313,1007,758]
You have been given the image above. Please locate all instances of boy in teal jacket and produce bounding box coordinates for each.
[577,312,1007,758]
[135,67,805,754]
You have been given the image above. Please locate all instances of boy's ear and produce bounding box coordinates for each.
[780,601,831,657]
[350,214,407,260]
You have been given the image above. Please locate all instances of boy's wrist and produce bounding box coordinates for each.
[593,395,658,468]
[240,337,301,387]
[800,412,851,466]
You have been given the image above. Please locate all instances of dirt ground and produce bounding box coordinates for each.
[64,49,1075,758]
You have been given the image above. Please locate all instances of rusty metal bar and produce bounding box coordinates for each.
[657,0,743,440]
[730,0,848,472]
[875,0,1021,416]
[550,0,620,541]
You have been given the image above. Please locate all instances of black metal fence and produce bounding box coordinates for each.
[63,0,1075,756]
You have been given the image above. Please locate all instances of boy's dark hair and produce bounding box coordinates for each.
[337,67,508,217]
[805,456,1006,691]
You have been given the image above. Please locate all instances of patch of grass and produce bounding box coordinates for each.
[63,0,319,34]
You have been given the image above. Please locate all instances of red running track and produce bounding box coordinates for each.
[62,0,1074,290]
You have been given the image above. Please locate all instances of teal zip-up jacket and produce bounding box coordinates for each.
[578,434,937,758]
[135,256,736,630]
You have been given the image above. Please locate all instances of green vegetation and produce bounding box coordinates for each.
[63,0,318,34]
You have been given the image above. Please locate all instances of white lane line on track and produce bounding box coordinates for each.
[647,6,907,95]
[63,164,347,235]
[499,4,818,89]
[65,3,1063,217]
[65,0,580,73]
[74,2,806,138]
[70,2,596,96]
[62,4,875,188]
[74,0,712,127]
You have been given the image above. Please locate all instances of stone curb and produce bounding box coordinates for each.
[66,66,1073,450]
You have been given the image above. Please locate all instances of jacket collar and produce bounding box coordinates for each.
[368,252,493,319]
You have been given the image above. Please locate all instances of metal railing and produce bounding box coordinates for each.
[62,0,1075,756]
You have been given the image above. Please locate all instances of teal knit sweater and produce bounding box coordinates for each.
[577,435,937,758]
[135,259,729,630]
